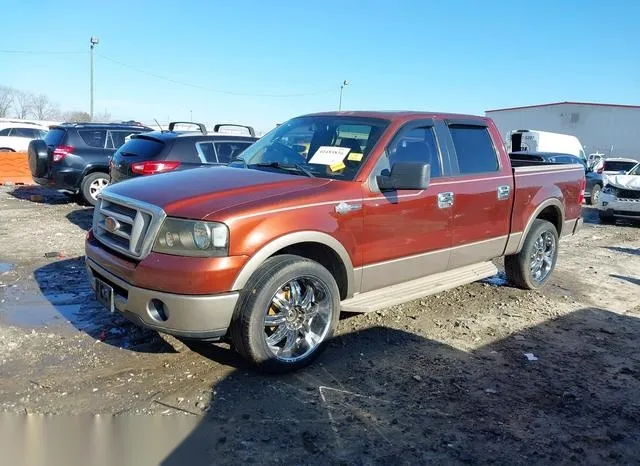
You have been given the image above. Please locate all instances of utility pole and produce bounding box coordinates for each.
[338,80,349,111]
[89,36,99,120]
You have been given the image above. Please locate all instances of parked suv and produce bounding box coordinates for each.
[29,122,152,205]
[0,123,49,152]
[585,157,639,205]
[109,122,257,183]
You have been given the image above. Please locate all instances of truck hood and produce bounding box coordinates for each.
[605,174,640,191]
[102,166,332,219]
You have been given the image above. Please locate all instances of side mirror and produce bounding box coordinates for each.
[376,162,430,191]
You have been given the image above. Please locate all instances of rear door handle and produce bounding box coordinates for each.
[437,192,454,209]
[497,185,511,200]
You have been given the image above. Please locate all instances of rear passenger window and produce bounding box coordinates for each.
[78,130,107,148]
[215,142,252,164]
[110,131,136,149]
[387,127,441,177]
[11,128,35,138]
[0,128,10,136]
[449,126,499,174]
[196,142,218,163]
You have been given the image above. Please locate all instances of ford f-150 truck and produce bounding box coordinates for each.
[85,111,585,373]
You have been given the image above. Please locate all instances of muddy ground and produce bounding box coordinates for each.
[1,185,639,465]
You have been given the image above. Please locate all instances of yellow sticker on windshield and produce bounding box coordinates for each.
[329,162,346,172]
[347,152,363,162]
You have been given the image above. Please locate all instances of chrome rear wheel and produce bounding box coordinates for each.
[529,230,556,283]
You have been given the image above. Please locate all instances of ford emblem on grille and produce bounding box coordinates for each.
[104,216,121,233]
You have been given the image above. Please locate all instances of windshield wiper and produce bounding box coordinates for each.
[252,162,315,178]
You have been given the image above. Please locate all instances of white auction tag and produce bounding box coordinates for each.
[308,146,351,165]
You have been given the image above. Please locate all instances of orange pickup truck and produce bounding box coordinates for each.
[85,111,585,372]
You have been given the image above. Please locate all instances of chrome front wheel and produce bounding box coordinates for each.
[231,254,341,373]
[264,277,333,362]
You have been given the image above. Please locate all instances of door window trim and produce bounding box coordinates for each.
[367,119,446,192]
[442,121,502,177]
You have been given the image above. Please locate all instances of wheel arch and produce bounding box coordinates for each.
[232,231,355,300]
[514,198,564,254]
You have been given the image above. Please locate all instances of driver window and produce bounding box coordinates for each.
[387,127,441,177]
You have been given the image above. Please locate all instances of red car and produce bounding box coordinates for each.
[86,111,585,372]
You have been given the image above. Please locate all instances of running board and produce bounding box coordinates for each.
[341,262,498,313]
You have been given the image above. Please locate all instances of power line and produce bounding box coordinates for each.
[0,48,337,98]
[95,53,335,98]
[0,49,84,55]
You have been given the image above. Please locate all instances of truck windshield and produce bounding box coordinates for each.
[238,116,389,180]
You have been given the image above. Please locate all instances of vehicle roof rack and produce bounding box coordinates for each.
[168,121,207,135]
[214,124,255,137]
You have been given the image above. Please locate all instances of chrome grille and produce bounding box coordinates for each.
[93,192,166,260]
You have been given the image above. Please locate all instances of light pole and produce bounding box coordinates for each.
[89,36,99,120]
[339,80,349,111]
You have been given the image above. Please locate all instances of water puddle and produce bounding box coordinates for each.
[481,272,508,287]
[0,262,14,274]
[0,285,88,328]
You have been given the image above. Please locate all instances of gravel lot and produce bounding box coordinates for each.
[1,185,639,464]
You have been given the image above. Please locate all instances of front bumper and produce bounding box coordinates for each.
[598,193,640,218]
[86,258,239,340]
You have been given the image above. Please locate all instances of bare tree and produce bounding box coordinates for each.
[12,90,33,119]
[0,85,14,118]
[63,111,91,123]
[92,110,112,122]
[30,94,61,120]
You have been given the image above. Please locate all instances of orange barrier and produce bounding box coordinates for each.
[0,151,34,185]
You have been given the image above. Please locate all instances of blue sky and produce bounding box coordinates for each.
[1,0,639,132]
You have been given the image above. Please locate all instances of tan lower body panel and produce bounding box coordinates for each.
[341,261,498,313]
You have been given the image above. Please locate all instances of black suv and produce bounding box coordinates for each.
[109,122,257,184]
[29,122,152,205]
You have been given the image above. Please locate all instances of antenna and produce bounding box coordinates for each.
[153,118,163,131]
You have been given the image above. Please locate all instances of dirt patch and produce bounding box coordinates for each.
[1,186,639,463]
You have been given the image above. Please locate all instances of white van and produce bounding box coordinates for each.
[507,130,586,163]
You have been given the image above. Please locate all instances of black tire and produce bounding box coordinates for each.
[27,139,49,177]
[505,219,559,290]
[598,211,615,225]
[588,184,601,206]
[80,172,110,206]
[230,254,341,373]
[0,147,15,152]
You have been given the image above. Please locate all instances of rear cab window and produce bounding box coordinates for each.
[449,125,499,175]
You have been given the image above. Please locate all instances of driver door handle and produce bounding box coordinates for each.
[437,192,454,209]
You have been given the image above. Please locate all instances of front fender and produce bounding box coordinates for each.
[231,230,356,297]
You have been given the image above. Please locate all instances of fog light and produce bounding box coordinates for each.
[148,299,169,322]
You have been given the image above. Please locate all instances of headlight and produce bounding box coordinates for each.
[601,185,617,196]
[153,218,229,257]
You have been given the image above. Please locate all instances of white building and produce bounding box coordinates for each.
[485,102,640,161]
